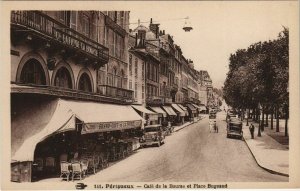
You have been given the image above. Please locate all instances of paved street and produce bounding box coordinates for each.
[83,112,286,182]
[39,112,287,183]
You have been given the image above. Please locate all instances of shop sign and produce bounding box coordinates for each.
[81,120,142,134]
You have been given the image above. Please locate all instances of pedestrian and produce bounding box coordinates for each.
[249,123,255,139]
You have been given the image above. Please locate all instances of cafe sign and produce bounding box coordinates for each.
[81,120,142,134]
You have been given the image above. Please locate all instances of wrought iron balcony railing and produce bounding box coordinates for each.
[11,83,133,104]
[98,85,133,101]
[11,11,109,65]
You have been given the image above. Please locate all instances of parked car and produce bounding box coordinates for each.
[140,124,165,147]
[227,119,243,140]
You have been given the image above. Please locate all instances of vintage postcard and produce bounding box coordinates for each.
[1,1,299,190]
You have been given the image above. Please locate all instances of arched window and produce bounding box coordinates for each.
[20,59,46,85]
[78,73,92,92]
[54,67,72,89]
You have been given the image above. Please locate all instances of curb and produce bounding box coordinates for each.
[242,134,289,177]
[174,117,204,132]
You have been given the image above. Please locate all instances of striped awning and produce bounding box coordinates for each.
[149,107,167,117]
[162,106,177,116]
[171,104,185,116]
[186,104,197,114]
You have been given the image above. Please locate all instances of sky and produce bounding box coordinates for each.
[129,1,293,89]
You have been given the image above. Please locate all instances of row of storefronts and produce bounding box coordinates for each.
[11,94,206,182]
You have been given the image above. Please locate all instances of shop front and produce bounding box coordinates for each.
[11,99,144,182]
[161,106,177,126]
[148,106,167,127]
[171,104,186,125]
[186,104,197,122]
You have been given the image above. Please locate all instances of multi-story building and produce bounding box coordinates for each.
[199,70,213,107]
[10,11,143,182]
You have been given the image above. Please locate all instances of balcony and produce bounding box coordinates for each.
[11,11,109,68]
[11,83,133,104]
[146,95,163,106]
[98,85,134,102]
[105,15,126,37]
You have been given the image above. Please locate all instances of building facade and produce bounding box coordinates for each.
[10,11,144,183]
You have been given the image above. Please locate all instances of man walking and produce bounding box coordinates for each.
[249,123,255,139]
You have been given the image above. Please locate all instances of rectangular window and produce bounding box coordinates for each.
[135,58,138,78]
[142,62,145,80]
[82,15,90,36]
[58,11,66,22]
[142,84,145,99]
[135,83,138,99]
[129,54,132,76]
[129,80,132,90]
[70,11,77,30]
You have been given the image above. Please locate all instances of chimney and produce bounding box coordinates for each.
[159,30,162,36]
[149,18,160,39]
[163,30,165,35]
[135,33,138,47]
[138,19,140,26]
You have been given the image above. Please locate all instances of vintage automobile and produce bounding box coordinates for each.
[140,124,165,147]
[226,110,237,121]
[227,119,243,139]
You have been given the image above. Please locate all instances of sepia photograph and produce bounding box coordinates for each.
[1,1,299,190]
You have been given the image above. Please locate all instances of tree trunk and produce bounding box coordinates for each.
[257,113,261,137]
[261,106,265,131]
[285,117,288,137]
[271,106,274,130]
[276,105,280,132]
[265,111,269,127]
[284,104,288,137]
[255,108,258,122]
[246,108,249,126]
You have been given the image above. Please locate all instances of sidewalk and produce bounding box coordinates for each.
[173,115,205,132]
[242,121,289,177]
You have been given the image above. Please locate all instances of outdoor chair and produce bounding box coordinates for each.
[60,161,70,181]
[80,159,89,177]
[71,162,83,181]
[86,157,96,175]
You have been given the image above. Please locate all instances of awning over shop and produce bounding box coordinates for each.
[131,105,156,114]
[149,107,167,117]
[131,105,159,121]
[162,106,177,116]
[12,99,144,162]
[177,104,189,116]
[12,99,76,162]
[171,104,185,117]
[186,104,197,114]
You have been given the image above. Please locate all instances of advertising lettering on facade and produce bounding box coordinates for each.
[82,120,142,134]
